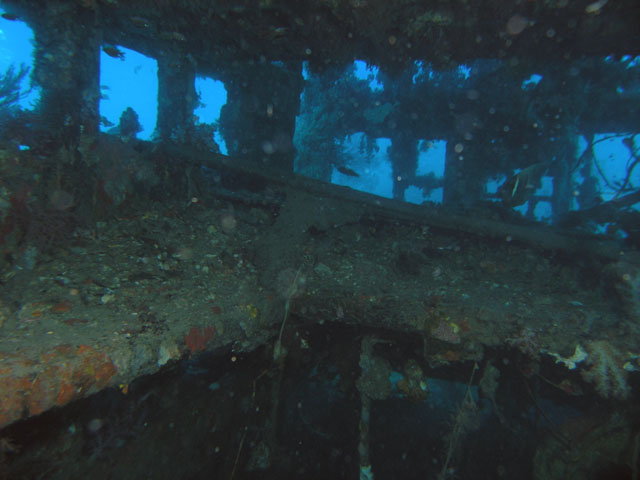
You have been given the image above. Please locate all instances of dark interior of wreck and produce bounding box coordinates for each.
[0,0,640,479]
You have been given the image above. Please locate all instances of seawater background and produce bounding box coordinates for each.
[0,10,637,221]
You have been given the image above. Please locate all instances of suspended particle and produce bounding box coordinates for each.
[466,89,480,100]
[585,0,607,14]
[506,14,528,35]
[262,141,276,154]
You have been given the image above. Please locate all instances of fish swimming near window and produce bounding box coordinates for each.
[102,45,125,60]
[498,161,553,207]
[336,165,360,177]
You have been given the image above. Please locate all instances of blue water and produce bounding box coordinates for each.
[2,14,637,221]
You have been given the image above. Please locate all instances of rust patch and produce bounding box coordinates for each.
[50,302,72,313]
[185,326,216,353]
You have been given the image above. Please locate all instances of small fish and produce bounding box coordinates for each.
[160,31,187,42]
[498,161,552,207]
[1,12,20,21]
[130,16,151,28]
[268,26,289,39]
[336,165,360,177]
[102,45,125,60]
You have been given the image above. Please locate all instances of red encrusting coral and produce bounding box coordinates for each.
[185,326,216,353]
[31,345,118,414]
[0,345,118,428]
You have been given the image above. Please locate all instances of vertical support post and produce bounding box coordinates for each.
[31,1,100,150]
[357,336,375,480]
[389,133,418,201]
[443,139,465,207]
[443,140,484,208]
[551,130,579,223]
[156,52,197,143]
[356,336,392,480]
[219,61,304,172]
